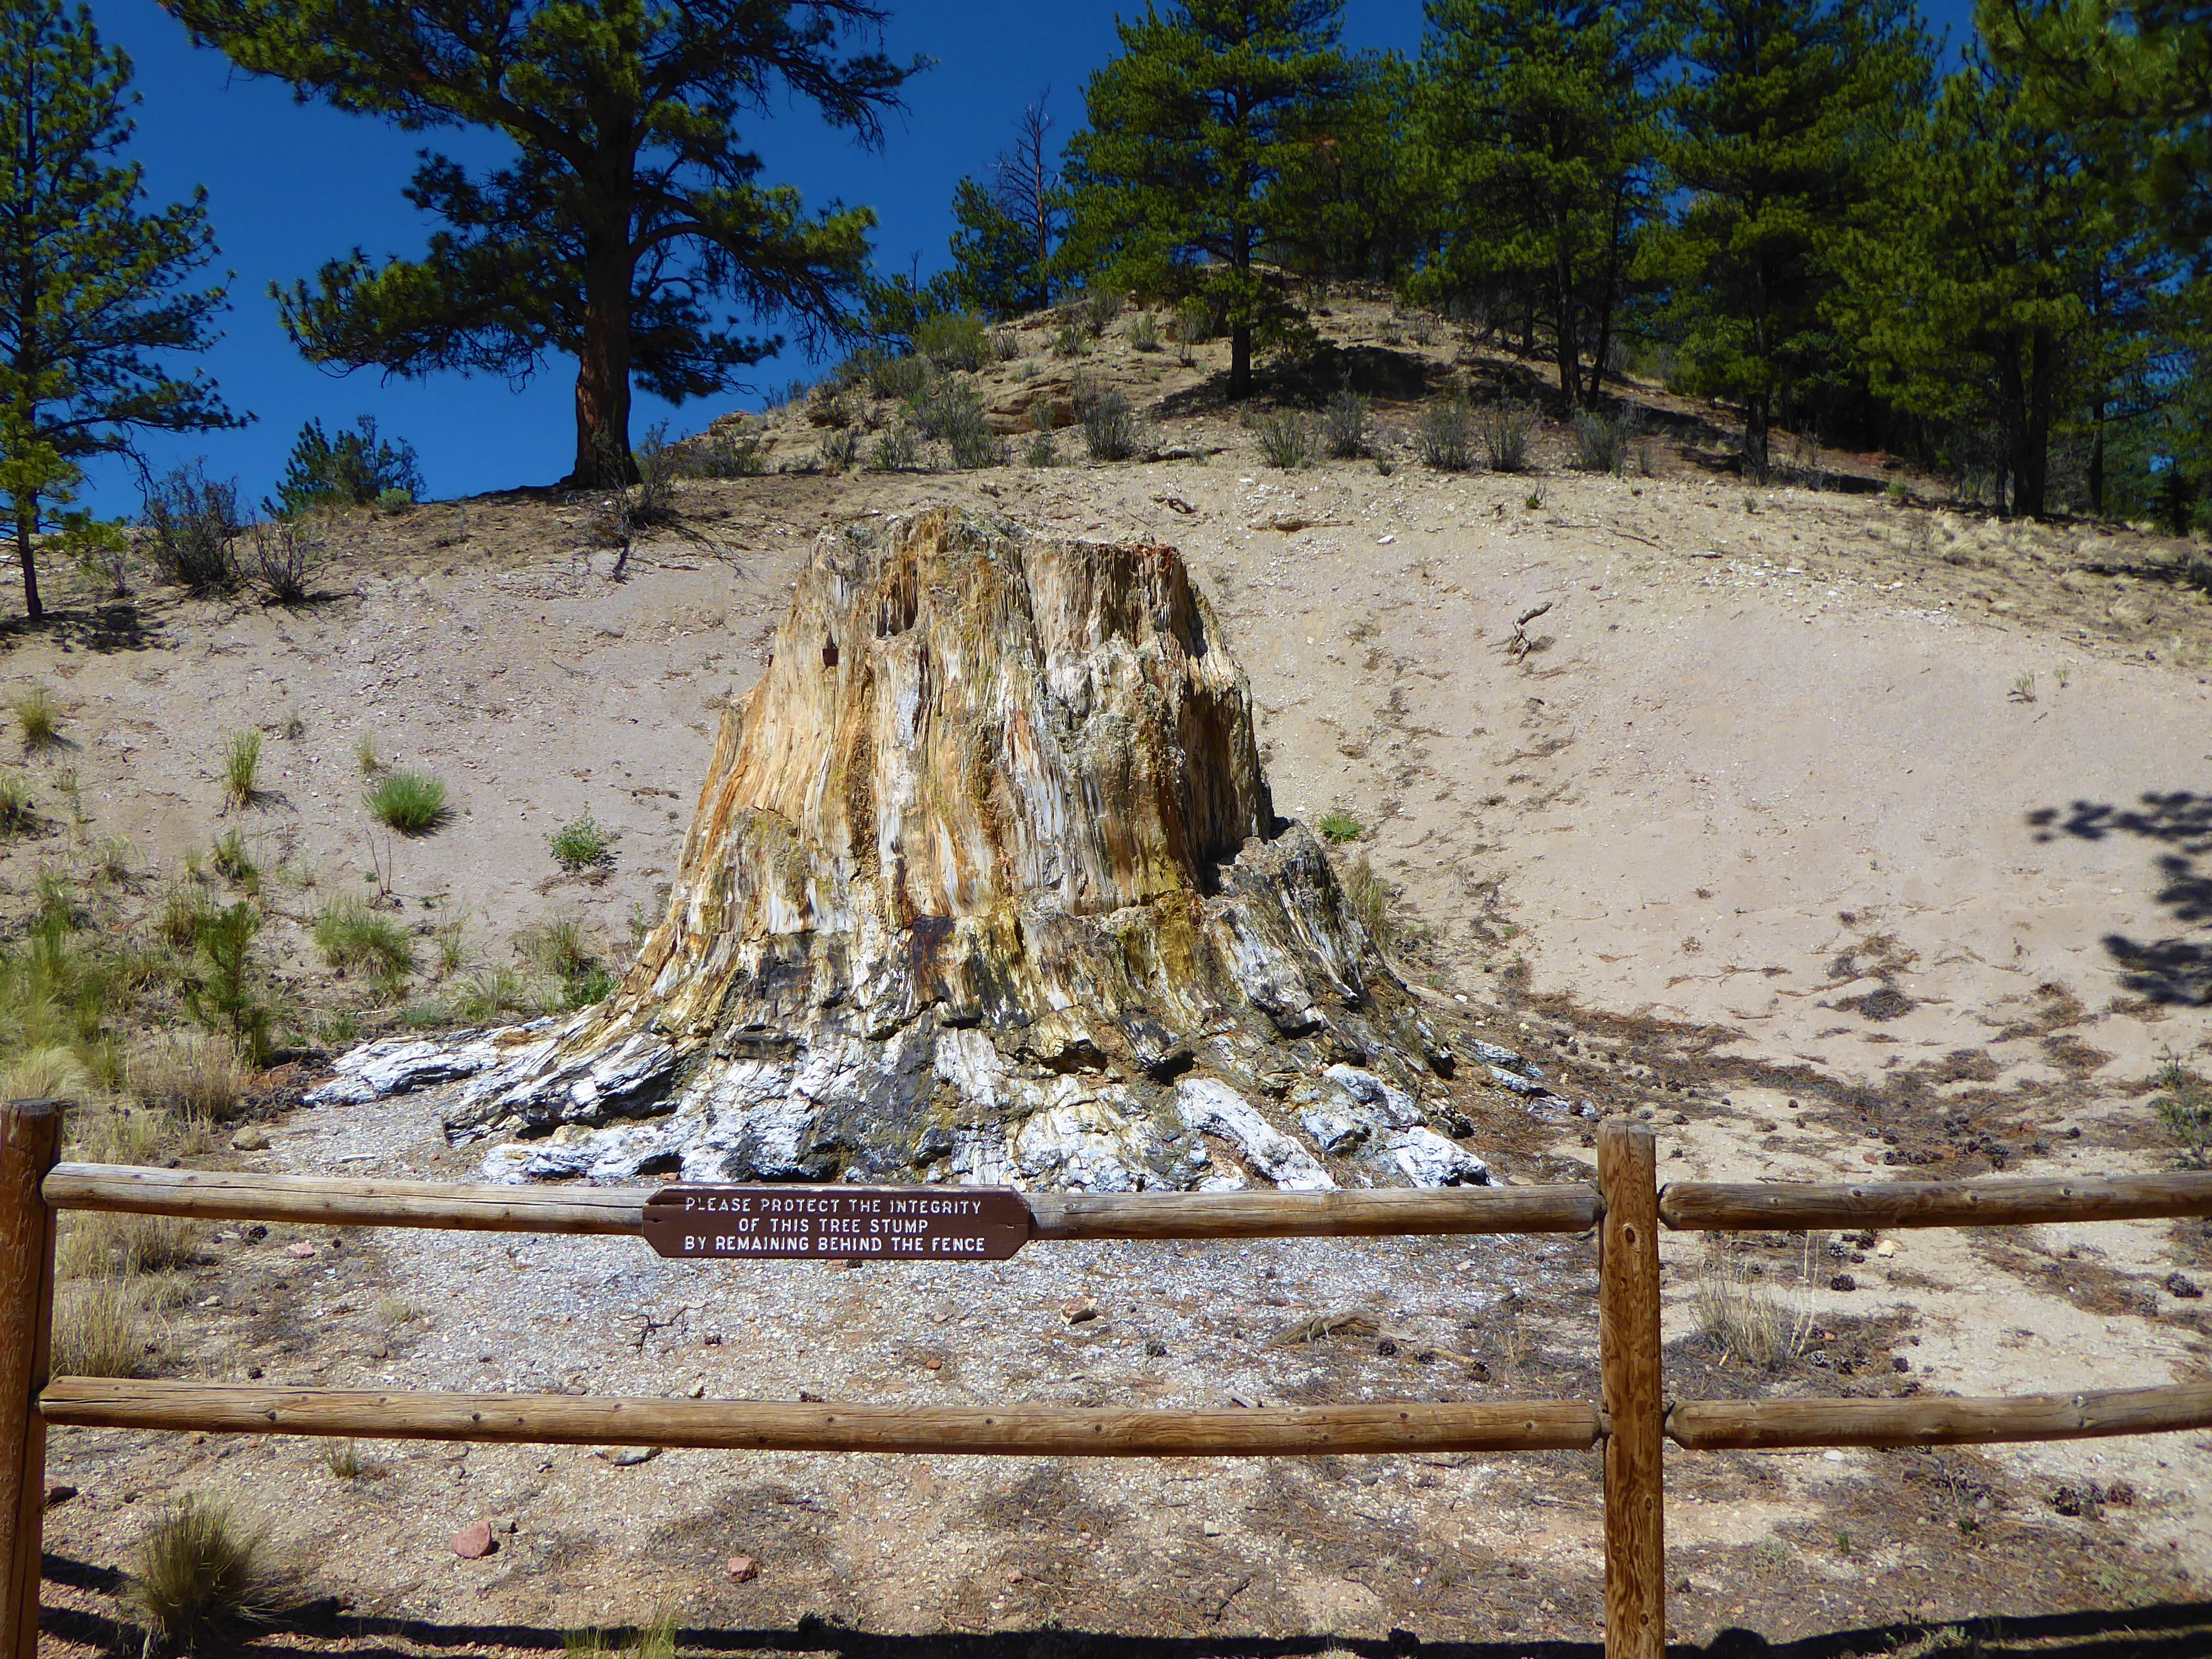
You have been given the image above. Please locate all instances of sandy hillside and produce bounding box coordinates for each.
[10,291,2212,1657]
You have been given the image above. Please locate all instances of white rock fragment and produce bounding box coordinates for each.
[1175,1077,1335,1191]
[1386,1127,1490,1188]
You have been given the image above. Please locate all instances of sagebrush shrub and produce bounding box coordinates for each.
[865,351,930,401]
[1417,399,1475,472]
[1321,390,1369,459]
[870,425,923,472]
[681,427,768,478]
[143,465,242,592]
[1483,402,1535,472]
[819,428,862,470]
[1572,409,1627,473]
[1250,410,1314,469]
[914,378,1000,469]
[1076,381,1141,462]
[246,517,320,603]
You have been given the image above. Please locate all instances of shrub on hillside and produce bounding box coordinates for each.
[1077,383,1141,462]
[143,465,242,592]
[915,311,989,371]
[1417,398,1475,472]
[275,416,422,515]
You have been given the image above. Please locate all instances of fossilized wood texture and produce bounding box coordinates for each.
[310,509,1473,1191]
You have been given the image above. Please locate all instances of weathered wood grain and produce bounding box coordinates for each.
[1667,1384,2212,1449]
[1599,1121,1663,1659]
[1659,1172,2212,1232]
[40,1379,1603,1456]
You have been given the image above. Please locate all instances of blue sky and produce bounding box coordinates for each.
[82,0,1975,514]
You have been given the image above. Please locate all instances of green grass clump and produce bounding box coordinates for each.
[549,813,615,872]
[1316,810,1364,844]
[0,768,34,833]
[366,770,448,834]
[517,917,615,1009]
[11,684,60,748]
[314,898,416,987]
[455,965,530,1026]
[434,913,469,974]
[2154,1053,2212,1167]
[222,730,262,808]
[210,828,257,886]
[122,1495,284,1653]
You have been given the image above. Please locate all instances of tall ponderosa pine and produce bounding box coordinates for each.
[1656,0,1932,478]
[168,0,915,486]
[1410,0,1662,407]
[0,0,236,620]
[1833,1,2171,518]
[1267,52,1419,286]
[1065,0,1350,397]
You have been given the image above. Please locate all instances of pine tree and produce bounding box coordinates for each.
[946,96,1067,319]
[168,0,915,487]
[1830,0,2172,518]
[0,0,237,622]
[1064,0,1351,398]
[1410,0,1663,407]
[1655,0,1932,479]
[1267,52,1419,286]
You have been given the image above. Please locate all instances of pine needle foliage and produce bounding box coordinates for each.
[0,0,239,621]
[167,0,919,486]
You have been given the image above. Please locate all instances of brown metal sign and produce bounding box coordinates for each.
[641,1186,1031,1261]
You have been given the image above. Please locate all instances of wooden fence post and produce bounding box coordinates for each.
[1599,1119,1663,1659]
[1,1100,62,1659]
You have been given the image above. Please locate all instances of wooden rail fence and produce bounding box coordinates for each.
[8,1098,2212,1659]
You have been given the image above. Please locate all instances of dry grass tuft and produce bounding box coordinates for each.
[0,1045,90,1102]
[50,1277,145,1378]
[1694,1240,1815,1370]
[566,1609,677,1659]
[129,1031,246,1123]
[1340,854,1393,949]
[122,1494,284,1653]
[58,1211,201,1279]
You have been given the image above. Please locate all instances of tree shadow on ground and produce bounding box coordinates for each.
[2028,792,2212,1006]
[0,601,160,655]
[38,1557,2212,1659]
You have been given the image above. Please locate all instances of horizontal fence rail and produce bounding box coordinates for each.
[1660,1171,2212,1232]
[38,1380,1602,1457]
[40,1164,1603,1239]
[1666,1383,2212,1451]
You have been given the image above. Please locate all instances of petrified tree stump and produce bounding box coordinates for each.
[314,509,1476,1191]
